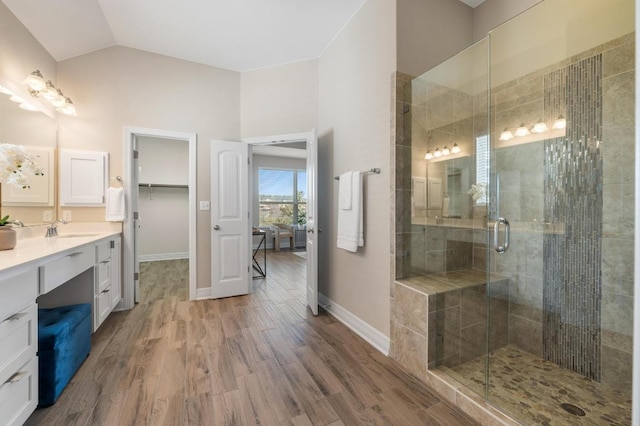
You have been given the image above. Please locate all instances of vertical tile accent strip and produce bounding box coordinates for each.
[543,54,603,381]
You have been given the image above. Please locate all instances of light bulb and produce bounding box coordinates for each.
[424,151,433,160]
[499,128,513,141]
[433,148,442,158]
[531,119,548,133]
[23,70,46,91]
[552,115,566,129]
[442,146,450,156]
[515,123,530,137]
[41,81,59,100]
[57,97,76,115]
[451,143,461,154]
[50,89,66,108]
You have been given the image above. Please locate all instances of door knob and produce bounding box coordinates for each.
[213,225,220,230]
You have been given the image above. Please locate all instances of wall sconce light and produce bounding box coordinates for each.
[499,128,514,141]
[552,114,566,129]
[425,144,462,160]
[514,123,530,137]
[21,69,76,115]
[531,118,548,134]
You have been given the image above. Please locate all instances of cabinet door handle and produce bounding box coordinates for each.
[6,312,28,322]
[68,252,83,257]
[101,289,110,294]
[5,370,27,384]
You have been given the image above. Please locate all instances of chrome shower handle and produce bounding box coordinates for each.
[493,217,510,253]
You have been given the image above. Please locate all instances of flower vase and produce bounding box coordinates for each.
[0,227,16,250]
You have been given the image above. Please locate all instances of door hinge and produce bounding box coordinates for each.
[133,211,139,220]
[134,272,139,281]
[133,150,139,159]
[110,240,115,249]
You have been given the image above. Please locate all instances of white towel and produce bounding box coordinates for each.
[105,187,125,221]
[337,171,363,252]
[339,171,352,210]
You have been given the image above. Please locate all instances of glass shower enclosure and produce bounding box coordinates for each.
[405,0,634,423]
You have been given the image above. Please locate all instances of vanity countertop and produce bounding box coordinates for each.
[0,223,121,275]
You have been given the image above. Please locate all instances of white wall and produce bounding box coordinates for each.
[397,0,473,77]
[241,59,318,138]
[318,0,397,336]
[138,136,189,260]
[472,0,542,42]
[138,136,189,185]
[138,187,189,260]
[56,45,240,289]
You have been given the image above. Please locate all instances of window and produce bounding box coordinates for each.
[475,135,489,205]
[258,168,307,226]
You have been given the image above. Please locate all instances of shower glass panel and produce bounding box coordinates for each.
[485,0,634,423]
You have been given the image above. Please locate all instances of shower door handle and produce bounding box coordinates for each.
[493,217,510,253]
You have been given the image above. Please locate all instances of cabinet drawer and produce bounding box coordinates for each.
[96,239,111,263]
[96,287,112,329]
[0,304,37,387]
[0,269,38,321]
[39,246,93,294]
[0,357,38,426]
[96,258,111,293]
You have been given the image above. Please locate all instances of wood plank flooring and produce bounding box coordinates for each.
[26,251,478,425]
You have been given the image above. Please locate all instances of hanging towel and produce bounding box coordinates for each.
[339,171,353,210]
[105,187,125,221]
[337,171,364,252]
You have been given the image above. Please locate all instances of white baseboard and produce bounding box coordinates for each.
[139,252,189,262]
[195,287,212,299]
[318,293,390,356]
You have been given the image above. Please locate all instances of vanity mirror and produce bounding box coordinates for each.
[0,88,57,225]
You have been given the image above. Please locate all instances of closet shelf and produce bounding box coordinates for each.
[138,183,188,189]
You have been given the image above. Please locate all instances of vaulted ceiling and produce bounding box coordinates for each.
[3,0,484,72]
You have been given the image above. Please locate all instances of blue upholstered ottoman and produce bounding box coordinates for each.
[38,304,91,406]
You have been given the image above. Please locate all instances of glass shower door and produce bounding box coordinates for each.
[486,0,634,423]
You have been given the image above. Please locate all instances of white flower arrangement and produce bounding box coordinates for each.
[0,143,43,188]
[468,183,487,202]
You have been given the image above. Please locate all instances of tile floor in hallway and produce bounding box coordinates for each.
[26,251,478,425]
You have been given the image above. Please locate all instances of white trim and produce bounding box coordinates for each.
[139,252,189,262]
[123,126,197,309]
[242,131,310,145]
[318,293,390,356]
[196,287,212,299]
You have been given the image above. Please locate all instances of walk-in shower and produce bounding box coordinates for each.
[392,0,634,423]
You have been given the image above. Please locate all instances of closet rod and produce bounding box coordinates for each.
[334,168,381,180]
[138,183,188,189]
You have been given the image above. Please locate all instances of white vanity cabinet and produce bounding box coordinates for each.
[94,236,121,330]
[0,269,39,426]
[0,231,122,423]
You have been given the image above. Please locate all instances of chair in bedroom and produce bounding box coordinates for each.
[269,224,294,251]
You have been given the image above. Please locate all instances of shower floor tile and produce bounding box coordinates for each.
[436,345,631,425]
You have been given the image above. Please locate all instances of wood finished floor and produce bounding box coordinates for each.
[26,251,478,425]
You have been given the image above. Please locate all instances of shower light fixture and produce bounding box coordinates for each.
[499,128,513,141]
[552,114,567,129]
[425,144,461,160]
[424,151,433,160]
[441,146,450,156]
[433,148,442,158]
[451,143,461,154]
[531,119,548,133]
[514,123,530,137]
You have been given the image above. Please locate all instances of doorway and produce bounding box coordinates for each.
[122,127,197,309]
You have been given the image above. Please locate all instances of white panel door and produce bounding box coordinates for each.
[306,129,318,315]
[211,140,249,299]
